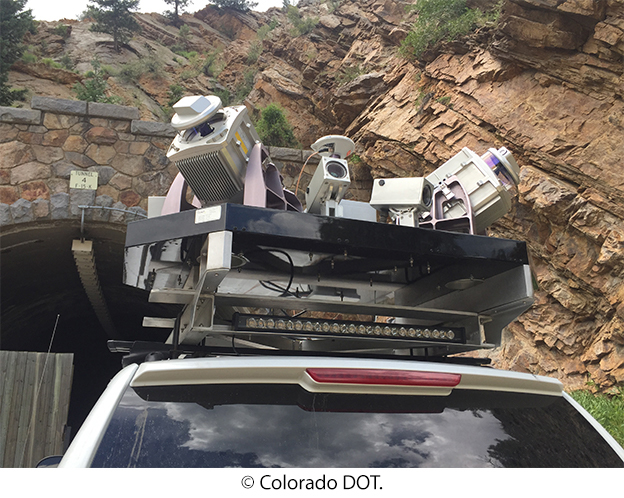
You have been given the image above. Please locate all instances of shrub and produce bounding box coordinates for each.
[233,68,256,104]
[53,24,70,38]
[167,84,185,108]
[401,0,499,60]
[287,5,318,37]
[336,63,364,86]
[21,51,37,63]
[255,103,298,148]
[213,88,231,107]
[118,57,164,82]
[202,50,223,77]
[73,58,120,104]
[59,54,75,70]
[247,41,262,64]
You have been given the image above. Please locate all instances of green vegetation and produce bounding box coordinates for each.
[336,63,365,86]
[86,0,141,53]
[21,50,37,63]
[211,0,257,11]
[202,49,224,77]
[255,103,298,148]
[571,387,624,447]
[287,5,318,37]
[233,68,256,104]
[401,0,500,60]
[246,41,262,64]
[53,24,70,38]
[118,57,165,82]
[213,88,231,107]
[59,53,75,70]
[73,58,120,104]
[0,0,35,105]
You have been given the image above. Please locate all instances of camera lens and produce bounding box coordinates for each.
[422,184,432,207]
[326,161,347,179]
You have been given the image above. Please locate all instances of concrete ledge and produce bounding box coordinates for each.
[88,102,140,120]
[31,96,88,116]
[131,120,176,138]
[0,107,42,125]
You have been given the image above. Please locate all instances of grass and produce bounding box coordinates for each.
[570,387,624,448]
[401,0,501,60]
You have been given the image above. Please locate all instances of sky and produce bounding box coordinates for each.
[26,0,284,22]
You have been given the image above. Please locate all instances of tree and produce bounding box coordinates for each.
[211,0,258,12]
[73,59,120,104]
[0,0,34,106]
[164,0,190,26]
[255,103,298,148]
[87,0,141,53]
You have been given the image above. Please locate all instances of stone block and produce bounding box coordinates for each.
[69,188,97,217]
[32,145,64,164]
[128,141,150,155]
[111,153,146,176]
[50,192,69,219]
[92,195,114,222]
[134,171,171,196]
[88,102,140,121]
[85,144,116,164]
[11,162,51,184]
[48,178,69,195]
[127,206,147,221]
[109,172,132,190]
[0,186,19,204]
[110,201,127,223]
[120,189,141,207]
[0,107,42,125]
[52,160,77,179]
[32,198,50,219]
[85,127,118,145]
[0,141,35,168]
[63,135,88,153]
[65,151,97,168]
[20,181,50,201]
[131,120,177,138]
[43,113,82,130]
[10,198,34,223]
[0,203,13,226]
[42,129,69,147]
[0,123,19,143]
[31,96,87,115]
[88,165,116,185]
[0,170,10,185]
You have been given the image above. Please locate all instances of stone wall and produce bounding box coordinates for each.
[0,97,332,228]
[0,97,177,226]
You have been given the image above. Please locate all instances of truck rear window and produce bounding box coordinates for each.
[91,384,623,468]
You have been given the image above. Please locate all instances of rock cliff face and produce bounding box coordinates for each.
[7,0,624,390]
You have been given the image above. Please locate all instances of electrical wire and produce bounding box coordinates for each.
[294,150,321,196]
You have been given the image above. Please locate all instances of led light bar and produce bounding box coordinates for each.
[232,313,465,344]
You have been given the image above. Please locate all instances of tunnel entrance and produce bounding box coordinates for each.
[1,220,178,437]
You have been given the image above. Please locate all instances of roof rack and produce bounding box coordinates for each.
[107,340,493,368]
[123,203,533,359]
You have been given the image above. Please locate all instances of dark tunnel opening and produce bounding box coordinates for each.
[1,220,178,440]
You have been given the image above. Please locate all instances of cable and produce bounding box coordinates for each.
[295,151,321,196]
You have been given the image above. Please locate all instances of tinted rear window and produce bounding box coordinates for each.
[91,384,623,468]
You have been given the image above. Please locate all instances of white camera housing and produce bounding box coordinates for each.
[369,177,433,226]
[167,95,260,205]
[425,147,520,233]
[305,156,351,215]
[311,135,355,159]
